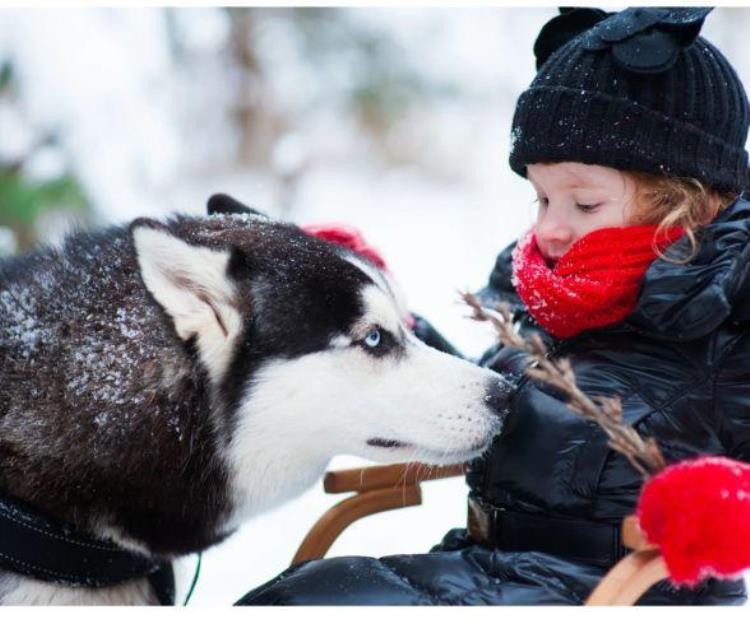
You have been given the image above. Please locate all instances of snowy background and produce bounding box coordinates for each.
[1,7,750,605]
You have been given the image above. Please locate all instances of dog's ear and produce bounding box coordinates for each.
[207,193,267,218]
[131,224,243,381]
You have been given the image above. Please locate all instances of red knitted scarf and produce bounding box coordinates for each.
[511,225,684,339]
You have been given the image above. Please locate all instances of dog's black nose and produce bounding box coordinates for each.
[484,376,514,419]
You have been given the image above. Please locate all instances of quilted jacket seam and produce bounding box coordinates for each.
[377,559,442,604]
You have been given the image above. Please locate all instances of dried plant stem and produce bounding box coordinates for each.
[461,292,666,477]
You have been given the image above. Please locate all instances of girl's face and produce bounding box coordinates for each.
[528,162,636,265]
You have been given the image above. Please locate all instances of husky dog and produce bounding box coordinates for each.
[0,195,509,605]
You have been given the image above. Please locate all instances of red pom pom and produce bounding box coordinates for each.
[302,223,388,271]
[637,456,750,586]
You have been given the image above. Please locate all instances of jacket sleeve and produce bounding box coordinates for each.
[714,331,750,461]
[411,313,464,358]
[233,542,603,606]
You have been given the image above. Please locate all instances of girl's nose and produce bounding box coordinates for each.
[536,209,574,247]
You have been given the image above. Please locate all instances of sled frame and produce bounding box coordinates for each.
[293,462,669,606]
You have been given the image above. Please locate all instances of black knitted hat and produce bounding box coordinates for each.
[509,7,750,193]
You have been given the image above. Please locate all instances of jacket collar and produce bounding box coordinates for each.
[0,495,174,604]
[628,193,750,341]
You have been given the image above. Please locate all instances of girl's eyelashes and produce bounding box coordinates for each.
[575,202,601,213]
[534,195,600,212]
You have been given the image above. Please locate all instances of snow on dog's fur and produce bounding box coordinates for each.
[0,195,510,604]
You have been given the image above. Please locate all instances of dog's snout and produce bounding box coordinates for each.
[484,377,513,418]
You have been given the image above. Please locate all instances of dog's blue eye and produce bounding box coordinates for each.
[364,329,381,349]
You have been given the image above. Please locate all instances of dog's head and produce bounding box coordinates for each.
[132,195,510,517]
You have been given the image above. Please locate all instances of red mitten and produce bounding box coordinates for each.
[636,456,750,586]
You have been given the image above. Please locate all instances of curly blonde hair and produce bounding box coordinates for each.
[627,171,739,263]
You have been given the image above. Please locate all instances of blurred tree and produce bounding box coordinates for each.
[219,8,460,170]
[227,8,285,167]
[0,170,87,251]
[0,59,89,253]
[0,61,12,92]
[288,9,459,154]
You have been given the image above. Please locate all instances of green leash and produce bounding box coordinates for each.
[182,552,202,606]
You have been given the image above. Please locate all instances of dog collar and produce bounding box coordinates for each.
[0,496,174,605]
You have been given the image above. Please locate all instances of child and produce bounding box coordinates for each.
[237,8,750,605]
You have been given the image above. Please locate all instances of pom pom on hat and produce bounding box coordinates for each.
[637,456,750,586]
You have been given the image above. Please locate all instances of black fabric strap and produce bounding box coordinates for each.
[0,496,174,604]
[467,495,628,568]
[148,562,176,606]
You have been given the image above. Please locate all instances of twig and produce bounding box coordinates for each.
[461,292,666,477]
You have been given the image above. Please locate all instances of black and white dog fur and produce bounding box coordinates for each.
[0,196,509,604]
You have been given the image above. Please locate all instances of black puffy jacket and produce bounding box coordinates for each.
[237,195,750,606]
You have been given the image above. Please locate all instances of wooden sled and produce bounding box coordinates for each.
[293,462,668,606]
